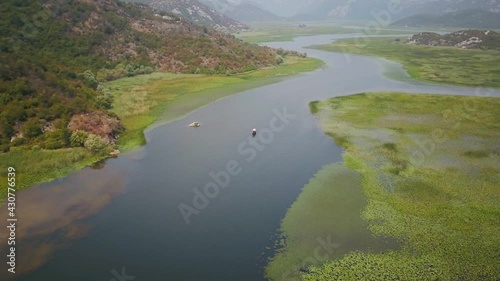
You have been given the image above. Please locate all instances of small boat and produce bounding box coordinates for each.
[252,128,257,137]
[189,122,201,127]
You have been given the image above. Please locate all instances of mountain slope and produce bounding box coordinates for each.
[199,0,282,22]
[391,9,500,29]
[222,3,282,22]
[128,0,248,30]
[316,0,500,20]
[0,0,280,152]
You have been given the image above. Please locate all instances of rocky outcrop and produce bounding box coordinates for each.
[68,112,124,144]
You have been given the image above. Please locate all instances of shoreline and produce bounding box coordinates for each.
[309,37,500,88]
[0,57,323,202]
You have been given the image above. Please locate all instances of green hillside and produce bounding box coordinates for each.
[0,0,283,153]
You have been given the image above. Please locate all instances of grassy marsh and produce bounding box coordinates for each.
[269,92,500,280]
[311,37,500,87]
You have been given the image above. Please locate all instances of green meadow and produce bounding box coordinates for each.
[0,57,322,202]
[311,37,500,87]
[268,92,500,280]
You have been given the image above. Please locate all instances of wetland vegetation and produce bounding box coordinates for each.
[311,37,500,87]
[268,92,500,280]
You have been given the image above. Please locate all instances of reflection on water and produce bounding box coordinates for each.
[0,165,127,279]
[90,160,107,170]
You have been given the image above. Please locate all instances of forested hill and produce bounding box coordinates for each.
[0,0,281,152]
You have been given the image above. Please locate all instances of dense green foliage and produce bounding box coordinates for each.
[0,0,282,153]
[311,37,500,87]
[301,93,500,280]
[84,134,112,155]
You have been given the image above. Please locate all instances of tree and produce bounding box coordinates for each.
[70,130,89,147]
[95,85,113,109]
[78,70,98,89]
[84,134,110,155]
[22,119,42,138]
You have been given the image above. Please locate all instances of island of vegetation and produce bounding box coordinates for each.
[0,0,322,200]
[268,27,500,280]
[267,92,500,280]
[310,30,500,88]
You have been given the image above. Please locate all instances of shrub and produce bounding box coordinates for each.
[275,55,284,65]
[43,139,66,150]
[11,137,27,146]
[22,119,42,138]
[84,134,110,155]
[78,70,98,89]
[70,130,89,147]
[0,143,10,153]
[95,86,114,109]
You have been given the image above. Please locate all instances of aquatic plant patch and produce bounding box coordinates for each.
[269,92,500,280]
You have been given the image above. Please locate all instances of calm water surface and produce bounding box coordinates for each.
[2,34,499,281]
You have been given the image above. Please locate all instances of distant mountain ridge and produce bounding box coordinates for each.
[199,0,282,22]
[222,2,283,22]
[231,0,500,21]
[391,9,500,29]
[305,0,500,20]
[127,0,248,30]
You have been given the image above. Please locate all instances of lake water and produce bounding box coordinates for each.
[1,34,499,281]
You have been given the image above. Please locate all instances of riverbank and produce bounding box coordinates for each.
[310,37,500,88]
[0,57,322,202]
[268,92,500,280]
[108,56,323,152]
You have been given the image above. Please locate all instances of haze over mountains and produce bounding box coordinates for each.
[123,0,500,28]
[199,0,500,24]
[199,0,282,22]
[392,9,500,29]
